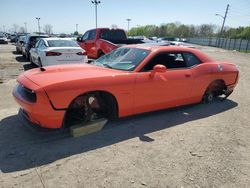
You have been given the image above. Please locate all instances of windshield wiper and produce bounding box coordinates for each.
[103,63,114,69]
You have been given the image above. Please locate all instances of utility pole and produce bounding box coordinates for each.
[91,0,101,28]
[220,4,229,36]
[126,18,131,34]
[24,22,27,33]
[76,24,78,33]
[36,17,41,35]
[215,4,229,46]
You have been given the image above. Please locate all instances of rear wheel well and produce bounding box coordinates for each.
[206,79,226,95]
[203,79,226,103]
[63,91,118,128]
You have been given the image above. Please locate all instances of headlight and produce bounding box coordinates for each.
[16,83,37,103]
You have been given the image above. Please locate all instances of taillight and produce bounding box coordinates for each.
[76,51,86,56]
[46,51,62,56]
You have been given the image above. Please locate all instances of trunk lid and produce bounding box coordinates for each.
[47,47,84,61]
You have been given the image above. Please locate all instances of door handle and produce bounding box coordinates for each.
[185,74,191,77]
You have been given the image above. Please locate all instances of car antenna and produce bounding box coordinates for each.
[40,64,46,71]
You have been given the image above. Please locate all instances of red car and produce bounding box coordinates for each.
[77,28,144,59]
[13,45,239,129]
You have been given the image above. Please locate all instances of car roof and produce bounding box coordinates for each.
[43,37,75,41]
[125,44,213,63]
[28,34,49,37]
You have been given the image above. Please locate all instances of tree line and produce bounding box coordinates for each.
[1,24,53,35]
[128,23,250,39]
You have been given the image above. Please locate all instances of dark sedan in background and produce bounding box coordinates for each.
[15,35,26,53]
[22,34,49,60]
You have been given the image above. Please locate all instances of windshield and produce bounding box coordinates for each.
[48,40,79,47]
[92,48,150,71]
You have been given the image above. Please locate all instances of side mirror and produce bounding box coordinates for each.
[153,64,167,73]
[77,37,83,42]
[150,64,167,77]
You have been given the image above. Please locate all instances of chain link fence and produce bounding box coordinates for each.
[187,37,250,53]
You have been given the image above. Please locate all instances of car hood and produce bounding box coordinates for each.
[23,63,124,88]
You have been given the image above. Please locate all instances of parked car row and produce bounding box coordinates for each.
[15,34,88,66]
[30,38,88,67]
[0,34,8,44]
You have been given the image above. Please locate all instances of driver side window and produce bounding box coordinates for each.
[82,31,89,41]
[141,52,186,71]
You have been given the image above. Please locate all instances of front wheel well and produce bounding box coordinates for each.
[63,91,118,128]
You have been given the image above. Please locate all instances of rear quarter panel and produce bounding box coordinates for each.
[210,61,239,86]
[190,61,238,101]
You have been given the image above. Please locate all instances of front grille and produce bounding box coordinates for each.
[17,83,37,103]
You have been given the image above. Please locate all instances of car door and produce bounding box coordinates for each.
[84,30,97,58]
[133,52,194,114]
[32,40,43,64]
[30,39,40,63]
[37,40,47,64]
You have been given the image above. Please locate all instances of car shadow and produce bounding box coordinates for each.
[0,98,237,173]
[22,63,37,71]
[15,56,27,63]
[12,51,20,55]
[13,55,37,71]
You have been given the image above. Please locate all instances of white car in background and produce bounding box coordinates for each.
[0,34,8,44]
[170,41,195,48]
[29,38,88,67]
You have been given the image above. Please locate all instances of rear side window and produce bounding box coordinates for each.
[182,52,201,67]
[100,30,126,40]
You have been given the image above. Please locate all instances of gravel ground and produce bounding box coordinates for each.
[0,43,250,188]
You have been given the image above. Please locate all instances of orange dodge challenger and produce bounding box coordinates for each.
[13,45,239,129]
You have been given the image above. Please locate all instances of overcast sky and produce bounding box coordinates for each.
[0,0,250,34]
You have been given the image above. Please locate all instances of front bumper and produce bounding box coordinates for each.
[12,75,66,129]
[18,109,63,132]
